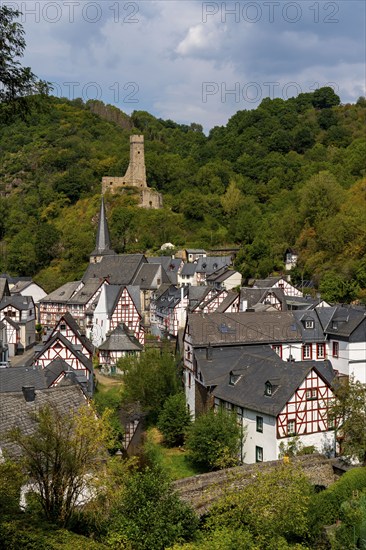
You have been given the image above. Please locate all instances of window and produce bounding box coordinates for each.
[256,416,263,433]
[272,344,282,358]
[302,344,312,360]
[288,420,296,435]
[306,389,317,400]
[60,324,66,332]
[332,341,339,358]
[265,382,272,396]
[256,446,263,462]
[317,343,325,359]
[305,320,314,329]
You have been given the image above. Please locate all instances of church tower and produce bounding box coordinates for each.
[90,197,115,263]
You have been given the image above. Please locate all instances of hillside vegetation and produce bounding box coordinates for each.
[0,90,365,301]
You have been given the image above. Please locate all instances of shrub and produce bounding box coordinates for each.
[157,393,191,447]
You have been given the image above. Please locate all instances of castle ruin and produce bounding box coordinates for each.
[102,135,163,209]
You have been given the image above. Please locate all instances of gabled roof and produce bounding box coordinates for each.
[0,295,34,311]
[207,267,240,284]
[50,312,94,356]
[99,324,143,352]
[0,278,10,300]
[240,287,287,310]
[186,311,302,347]
[155,285,188,311]
[194,345,335,416]
[187,286,212,310]
[147,257,182,284]
[40,281,81,304]
[253,276,282,289]
[195,256,232,274]
[34,332,93,373]
[216,291,239,313]
[90,197,115,258]
[67,278,105,305]
[0,385,86,459]
[82,254,147,285]
[292,310,326,343]
[181,263,197,277]
[103,285,141,317]
[0,365,47,393]
[324,305,366,339]
[186,249,206,254]
[3,315,20,330]
[132,263,169,289]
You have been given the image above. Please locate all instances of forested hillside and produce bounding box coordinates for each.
[0,90,365,301]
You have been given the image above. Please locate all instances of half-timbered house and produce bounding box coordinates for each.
[206,267,242,291]
[205,345,335,463]
[0,295,36,352]
[150,285,189,338]
[66,278,109,329]
[253,276,303,297]
[39,281,82,328]
[92,285,144,347]
[48,312,94,360]
[195,256,233,285]
[33,332,93,396]
[98,323,143,372]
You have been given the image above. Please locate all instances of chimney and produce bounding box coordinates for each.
[22,386,36,402]
[206,342,213,361]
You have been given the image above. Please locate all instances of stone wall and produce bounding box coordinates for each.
[173,454,338,515]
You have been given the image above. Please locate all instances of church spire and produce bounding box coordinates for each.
[90,197,115,263]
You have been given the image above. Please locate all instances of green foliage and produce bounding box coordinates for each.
[0,459,24,517]
[206,463,313,549]
[329,377,366,465]
[7,403,111,527]
[104,464,199,550]
[308,467,366,539]
[157,392,191,447]
[185,408,243,470]
[312,87,341,110]
[118,347,180,423]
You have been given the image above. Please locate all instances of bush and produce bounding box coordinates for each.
[185,408,243,470]
[157,393,191,447]
[308,467,366,538]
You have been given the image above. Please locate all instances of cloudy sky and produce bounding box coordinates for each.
[9,0,366,131]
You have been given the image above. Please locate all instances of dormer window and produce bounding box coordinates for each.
[305,320,314,329]
[229,372,241,386]
[265,382,272,396]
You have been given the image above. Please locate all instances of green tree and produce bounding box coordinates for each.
[8,403,111,527]
[105,464,198,549]
[0,5,49,118]
[207,463,313,549]
[185,408,243,470]
[329,377,366,465]
[312,86,340,109]
[157,392,191,447]
[119,348,180,422]
[0,459,24,517]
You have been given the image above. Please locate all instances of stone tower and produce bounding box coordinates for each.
[101,134,163,209]
[122,135,147,187]
[90,197,115,263]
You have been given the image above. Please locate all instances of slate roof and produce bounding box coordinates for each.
[194,345,335,416]
[181,263,197,276]
[253,276,282,289]
[186,249,206,254]
[132,263,169,289]
[292,310,326,343]
[40,281,81,303]
[195,256,232,274]
[82,254,146,285]
[0,385,87,459]
[147,257,182,284]
[324,306,366,339]
[187,286,212,310]
[0,365,47,393]
[240,287,287,311]
[34,332,93,374]
[90,197,115,258]
[51,312,94,356]
[103,285,141,316]
[0,295,34,311]
[155,285,188,311]
[99,324,143,352]
[285,295,324,310]
[207,267,240,284]
[67,278,105,305]
[3,315,20,330]
[216,291,239,313]
[186,311,303,347]
[0,278,10,300]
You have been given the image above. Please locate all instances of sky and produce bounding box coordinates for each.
[6,0,366,132]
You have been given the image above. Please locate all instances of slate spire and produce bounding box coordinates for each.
[90,197,115,263]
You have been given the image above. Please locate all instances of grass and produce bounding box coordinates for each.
[146,428,207,480]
